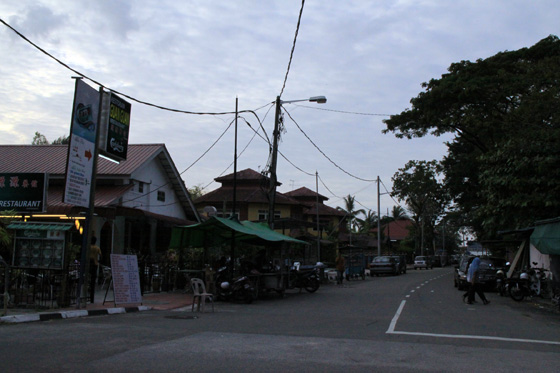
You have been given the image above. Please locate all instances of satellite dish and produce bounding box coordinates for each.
[203,206,217,218]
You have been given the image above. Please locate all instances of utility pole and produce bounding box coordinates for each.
[316,171,320,262]
[377,175,381,256]
[267,96,282,229]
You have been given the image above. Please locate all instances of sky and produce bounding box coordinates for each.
[1,1,558,216]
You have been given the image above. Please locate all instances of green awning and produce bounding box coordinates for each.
[169,216,309,248]
[6,222,74,231]
[530,218,560,255]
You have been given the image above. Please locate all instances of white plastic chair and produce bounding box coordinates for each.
[191,278,214,312]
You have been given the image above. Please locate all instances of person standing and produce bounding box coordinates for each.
[89,236,102,303]
[335,253,345,285]
[465,256,490,305]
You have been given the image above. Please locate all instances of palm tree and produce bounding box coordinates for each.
[391,206,408,220]
[336,195,365,234]
[356,210,378,233]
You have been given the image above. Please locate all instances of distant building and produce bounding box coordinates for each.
[193,169,347,249]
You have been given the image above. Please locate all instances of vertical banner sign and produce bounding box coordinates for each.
[0,173,47,213]
[99,92,131,162]
[110,254,142,305]
[63,80,100,207]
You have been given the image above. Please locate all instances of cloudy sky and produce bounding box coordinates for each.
[1,1,558,215]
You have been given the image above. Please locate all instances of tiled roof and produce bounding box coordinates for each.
[46,185,134,214]
[303,202,345,216]
[0,144,163,177]
[215,168,270,183]
[195,186,299,205]
[372,219,413,240]
[285,186,328,202]
[0,144,199,221]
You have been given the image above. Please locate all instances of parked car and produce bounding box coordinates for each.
[454,256,508,290]
[369,256,400,276]
[390,255,407,274]
[414,256,433,270]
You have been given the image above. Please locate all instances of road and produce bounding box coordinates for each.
[1,267,559,372]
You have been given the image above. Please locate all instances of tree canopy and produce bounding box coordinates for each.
[384,35,560,238]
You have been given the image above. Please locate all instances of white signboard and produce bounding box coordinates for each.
[110,254,142,305]
[63,79,99,207]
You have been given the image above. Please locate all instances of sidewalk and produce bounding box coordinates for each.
[1,287,194,324]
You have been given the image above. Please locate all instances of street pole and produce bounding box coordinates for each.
[315,171,320,262]
[230,97,238,277]
[76,84,103,309]
[268,96,282,230]
[377,175,381,257]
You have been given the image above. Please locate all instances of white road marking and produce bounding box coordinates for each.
[387,295,560,345]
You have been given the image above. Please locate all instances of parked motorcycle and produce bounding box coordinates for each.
[508,265,550,302]
[286,263,320,293]
[215,266,255,304]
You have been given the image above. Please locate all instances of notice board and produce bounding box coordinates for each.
[110,254,142,305]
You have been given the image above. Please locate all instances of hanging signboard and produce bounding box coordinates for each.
[63,80,100,207]
[98,92,131,162]
[0,173,47,213]
[110,254,142,305]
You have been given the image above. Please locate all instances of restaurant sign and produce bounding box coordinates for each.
[63,79,100,208]
[0,173,47,213]
[99,92,131,162]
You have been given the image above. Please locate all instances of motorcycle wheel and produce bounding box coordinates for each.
[304,277,320,293]
[509,285,525,302]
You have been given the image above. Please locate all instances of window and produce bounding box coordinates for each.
[138,182,144,193]
[157,191,165,202]
[258,210,280,221]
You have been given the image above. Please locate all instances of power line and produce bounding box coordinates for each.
[0,18,264,126]
[121,117,235,204]
[279,0,306,98]
[283,107,377,182]
[294,104,391,116]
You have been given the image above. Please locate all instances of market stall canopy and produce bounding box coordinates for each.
[169,216,309,248]
[530,217,560,255]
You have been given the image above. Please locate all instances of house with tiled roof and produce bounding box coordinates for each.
[194,168,300,224]
[194,170,347,254]
[284,186,347,240]
[0,144,199,265]
[371,218,414,254]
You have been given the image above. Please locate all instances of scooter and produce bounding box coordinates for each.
[286,262,320,293]
[215,266,255,304]
[508,265,549,301]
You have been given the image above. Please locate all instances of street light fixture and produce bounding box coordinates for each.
[268,95,327,229]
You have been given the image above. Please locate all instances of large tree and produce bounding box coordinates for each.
[391,160,448,255]
[383,35,560,238]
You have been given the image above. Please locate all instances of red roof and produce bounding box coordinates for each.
[0,144,163,176]
[372,218,414,240]
[284,186,328,202]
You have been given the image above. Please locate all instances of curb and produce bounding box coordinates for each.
[0,305,152,324]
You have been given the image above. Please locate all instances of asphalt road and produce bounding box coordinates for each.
[2,267,559,372]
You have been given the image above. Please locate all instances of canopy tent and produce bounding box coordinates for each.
[530,217,560,255]
[169,216,309,249]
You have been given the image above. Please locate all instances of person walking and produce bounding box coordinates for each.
[335,253,345,285]
[89,236,102,303]
[464,256,490,305]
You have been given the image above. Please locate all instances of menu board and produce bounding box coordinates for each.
[13,230,65,269]
[110,254,142,305]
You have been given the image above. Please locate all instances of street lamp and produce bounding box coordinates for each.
[268,95,327,229]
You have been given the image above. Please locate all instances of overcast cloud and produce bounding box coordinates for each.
[1,1,558,215]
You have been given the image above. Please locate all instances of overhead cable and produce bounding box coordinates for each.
[294,104,391,116]
[0,18,264,126]
[283,107,377,182]
[279,0,305,98]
